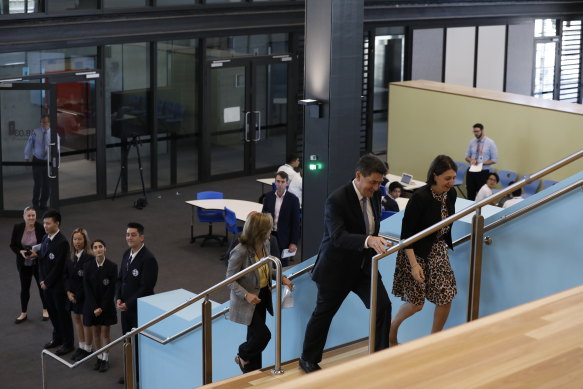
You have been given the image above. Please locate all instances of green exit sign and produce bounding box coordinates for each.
[308,162,323,171]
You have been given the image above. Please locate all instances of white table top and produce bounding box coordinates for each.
[386,173,426,191]
[186,199,263,221]
[395,197,409,211]
[257,177,274,186]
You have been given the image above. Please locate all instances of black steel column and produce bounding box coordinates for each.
[302,0,364,256]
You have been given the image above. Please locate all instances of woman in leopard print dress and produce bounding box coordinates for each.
[390,155,458,346]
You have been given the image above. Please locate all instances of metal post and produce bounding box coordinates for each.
[467,209,485,322]
[41,352,48,389]
[368,258,379,354]
[202,297,213,385]
[122,336,134,389]
[272,256,284,375]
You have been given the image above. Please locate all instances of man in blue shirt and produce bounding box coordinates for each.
[23,115,57,210]
[464,123,498,200]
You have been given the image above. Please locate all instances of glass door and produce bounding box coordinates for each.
[207,56,291,177]
[0,82,58,214]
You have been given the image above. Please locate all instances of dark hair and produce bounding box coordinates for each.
[356,154,388,177]
[92,239,107,248]
[488,172,500,183]
[42,209,61,224]
[473,123,484,130]
[276,171,289,181]
[127,222,144,235]
[388,182,403,192]
[426,155,457,186]
[286,153,299,164]
[508,182,522,197]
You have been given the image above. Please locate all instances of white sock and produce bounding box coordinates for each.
[83,344,92,352]
[79,341,86,350]
[101,353,109,361]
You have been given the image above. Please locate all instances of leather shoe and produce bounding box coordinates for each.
[15,316,27,324]
[44,340,61,349]
[299,358,321,374]
[93,359,103,371]
[55,345,74,356]
[99,360,110,373]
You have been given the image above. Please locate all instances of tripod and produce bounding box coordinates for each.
[112,135,148,209]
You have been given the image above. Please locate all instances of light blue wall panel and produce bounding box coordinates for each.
[412,28,444,82]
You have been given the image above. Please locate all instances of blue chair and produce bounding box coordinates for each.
[224,207,243,251]
[542,180,558,190]
[193,191,225,247]
[521,175,541,198]
[498,170,518,188]
[379,185,387,197]
[381,210,397,221]
[454,161,469,198]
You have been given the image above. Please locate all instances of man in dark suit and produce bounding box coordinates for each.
[299,154,392,373]
[116,222,158,384]
[36,209,75,356]
[262,171,301,266]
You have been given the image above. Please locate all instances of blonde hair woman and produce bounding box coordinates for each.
[227,212,293,373]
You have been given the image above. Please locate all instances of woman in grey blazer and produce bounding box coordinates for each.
[227,212,293,373]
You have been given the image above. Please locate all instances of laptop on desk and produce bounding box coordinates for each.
[400,173,413,185]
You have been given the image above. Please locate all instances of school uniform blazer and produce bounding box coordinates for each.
[84,258,118,318]
[38,231,70,289]
[116,246,158,312]
[311,182,383,289]
[64,251,94,301]
[400,185,457,259]
[262,191,301,251]
[9,221,45,268]
[226,241,273,326]
[383,196,400,212]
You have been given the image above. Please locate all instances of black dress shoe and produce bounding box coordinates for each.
[99,360,110,373]
[44,340,62,349]
[42,315,49,322]
[70,348,83,361]
[93,359,103,371]
[14,316,27,324]
[118,376,125,385]
[299,358,321,374]
[73,349,90,362]
[55,345,74,356]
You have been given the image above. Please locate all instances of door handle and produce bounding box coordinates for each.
[244,111,251,142]
[47,142,59,178]
[253,111,261,142]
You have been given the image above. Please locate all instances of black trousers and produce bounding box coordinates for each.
[238,287,272,372]
[44,283,74,347]
[32,157,50,209]
[466,170,490,201]
[301,271,391,364]
[17,262,47,313]
[121,309,140,382]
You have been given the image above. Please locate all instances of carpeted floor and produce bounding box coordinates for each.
[0,173,301,389]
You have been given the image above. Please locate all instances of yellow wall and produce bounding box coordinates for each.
[387,81,583,183]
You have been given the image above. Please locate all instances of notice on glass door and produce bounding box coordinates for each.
[224,107,240,123]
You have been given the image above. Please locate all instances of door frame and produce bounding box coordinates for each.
[201,54,294,181]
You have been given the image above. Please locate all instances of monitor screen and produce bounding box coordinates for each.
[401,173,413,185]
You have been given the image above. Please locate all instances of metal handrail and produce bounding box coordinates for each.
[368,148,583,353]
[41,255,284,388]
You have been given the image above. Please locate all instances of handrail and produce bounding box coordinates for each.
[368,148,583,353]
[41,255,284,388]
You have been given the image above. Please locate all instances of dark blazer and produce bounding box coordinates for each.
[311,182,382,289]
[38,231,70,289]
[10,221,45,268]
[84,258,118,320]
[116,246,158,312]
[262,191,301,252]
[64,251,94,302]
[400,185,457,259]
[383,196,400,212]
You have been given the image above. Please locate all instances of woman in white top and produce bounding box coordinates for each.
[475,172,499,203]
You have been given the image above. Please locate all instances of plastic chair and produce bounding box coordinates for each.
[454,161,469,198]
[224,207,242,253]
[521,175,541,198]
[379,185,387,197]
[381,210,397,221]
[542,180,558,190]
[193,191,225,247]
[497,170,518,188]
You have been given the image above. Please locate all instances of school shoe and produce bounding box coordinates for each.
[70,348,84,361]
[74,349,91,362]
[44,340,61,349]
[55,345,74,356]
[93,359,103,371]
[299,358,321,374]
[99,360,110,373]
